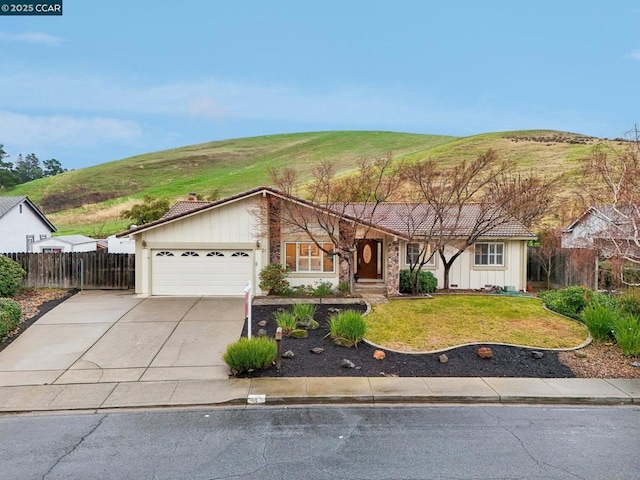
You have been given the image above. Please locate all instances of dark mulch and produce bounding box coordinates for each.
[0,289,78,354]
[241,303,576,378]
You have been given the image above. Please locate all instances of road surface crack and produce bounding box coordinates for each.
[42,413,108,480]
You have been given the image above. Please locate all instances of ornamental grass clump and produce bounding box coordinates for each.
[274,311,297,334]
[223,337,277,375]
[0,297,22,338]
[612,315,640,356]
[581,303,617,341]
[328,309,367,347]
[292,303,318,329]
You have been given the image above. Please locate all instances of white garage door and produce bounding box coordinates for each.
[151,249,253,296]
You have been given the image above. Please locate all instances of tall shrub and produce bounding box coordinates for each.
[0,297,22,337]
[399,270,437,294]
[539,286,593,319]
[258,263,290,295]
[0,256,25,298]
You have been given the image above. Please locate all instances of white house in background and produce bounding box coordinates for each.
[107,234,135,254]
[0,196,57,253]
[31,234,98,253]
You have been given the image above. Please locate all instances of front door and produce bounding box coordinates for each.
[357,239,378,279]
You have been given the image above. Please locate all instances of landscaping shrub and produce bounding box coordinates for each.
[0,256,25,298]
[312,281,333,297]
[292,303,316,322]
[588,291,618,311]
[273,311,297,334]
[399,269,437,294]
[0,297,22,338]
[539,286,593,319]
[612,315,640,356]
[338,281,350,294]
[328,309,367,347]
[616,288,640,317]
[222,337,277,374]
[581,303,616,341]
[258,263,290,295]
[291,285,314,297]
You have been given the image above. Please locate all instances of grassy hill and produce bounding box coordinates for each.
[4,129,602,236]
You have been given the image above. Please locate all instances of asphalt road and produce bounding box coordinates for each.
[1,405,639,479]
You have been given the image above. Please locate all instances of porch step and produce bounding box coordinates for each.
[353,282,387,295]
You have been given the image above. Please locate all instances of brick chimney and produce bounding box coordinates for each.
[187,192,197,201]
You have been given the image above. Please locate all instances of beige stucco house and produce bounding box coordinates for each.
[118,187,534,297]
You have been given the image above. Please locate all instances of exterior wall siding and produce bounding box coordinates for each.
[0,202,53,253]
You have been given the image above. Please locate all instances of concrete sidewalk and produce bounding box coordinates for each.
[0,376,639,412]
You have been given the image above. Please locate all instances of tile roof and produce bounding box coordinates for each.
[343,203,535,238]
[118,186,534,239]
[162,201,213,219]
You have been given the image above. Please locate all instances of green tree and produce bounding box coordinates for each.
[121,196,170,225]
[43,158,67,177]
[0,144,18,189]
[14,153,44,183]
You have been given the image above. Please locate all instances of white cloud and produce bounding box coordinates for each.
[0,31,64,46]
[0,111,142,150]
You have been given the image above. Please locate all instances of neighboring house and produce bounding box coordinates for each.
[118,187,534,297]
[562,205,640,259]
[0,196,57,253]
[107,234,135,254]
[31,234,98,253]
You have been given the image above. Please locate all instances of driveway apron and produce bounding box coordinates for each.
[0,292,244,387]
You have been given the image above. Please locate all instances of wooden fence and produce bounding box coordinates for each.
[3,252,135,290]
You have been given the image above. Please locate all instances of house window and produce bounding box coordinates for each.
[474,242,504,266]
[405,243,436,266]
[42,248,62,253]
[181,251,199,257]
[285,242,334,273]
[40,234,48,240]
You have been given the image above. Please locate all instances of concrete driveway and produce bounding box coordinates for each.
[0,291,245,387]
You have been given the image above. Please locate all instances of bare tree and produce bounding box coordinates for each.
[400,150,558,290]
[263,154,401,292]
[530,227,561,290]
[580,126,640,284]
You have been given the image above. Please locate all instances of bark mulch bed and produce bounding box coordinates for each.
[241,303,583,378]
[0,288,77,354]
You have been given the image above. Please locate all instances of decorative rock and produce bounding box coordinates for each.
[341,359,356,369]
[477,347,493,359]
[631,361,640,368]
[531,351,544,359]
[281,350,295,359]
[310,347,325,354]
[257,329,268,337]
[373,350,386,360]
[439,354,449,364]
[328,307,341,314]
[276,307,285,313]
[574,350,588,359]
[257,320,267,327]
[288,329,308,339]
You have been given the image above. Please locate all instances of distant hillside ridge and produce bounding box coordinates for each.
[3,129,605,236]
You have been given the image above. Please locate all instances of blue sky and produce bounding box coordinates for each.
[1,1,639,170]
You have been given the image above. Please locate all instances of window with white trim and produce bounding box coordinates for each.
[474,242,504,266]
[405,243,436,266]
[285,242,334,273]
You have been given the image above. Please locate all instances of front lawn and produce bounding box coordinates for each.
[365,295,589,352]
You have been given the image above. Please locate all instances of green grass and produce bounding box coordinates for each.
[4,129,609,235]
[365,296,589,352]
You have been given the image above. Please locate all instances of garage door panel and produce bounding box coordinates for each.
[151,249,253,296]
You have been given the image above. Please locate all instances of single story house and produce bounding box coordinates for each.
[118,186,535,297]
[0,196,56,253]
[31,234,99,253]
[107,234,136,254]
